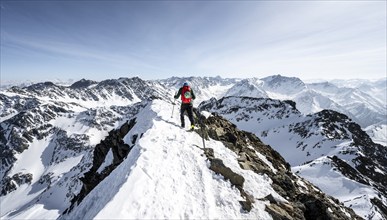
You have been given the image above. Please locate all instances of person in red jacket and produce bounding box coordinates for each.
[174,82,196,129]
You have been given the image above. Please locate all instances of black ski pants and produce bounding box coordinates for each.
[180,103,195,127]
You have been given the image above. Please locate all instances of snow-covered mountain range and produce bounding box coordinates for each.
[199,96,386,219]
[161,75,386,146]
[0,75,386,219]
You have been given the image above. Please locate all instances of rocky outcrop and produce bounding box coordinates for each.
[371,198,387,220]
[201,147,254,211]
[1,173,33,196]
[0,100,70,187]
[69,79,98,89]
[1,104,68,154]
[316,111,387,199]
[65,118,137,213]
[193,110,362,220]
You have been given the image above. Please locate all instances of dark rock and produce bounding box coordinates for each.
[265,194,278,204]
[265,204,293,220]
[69,79,97,89]
[283,100,297,110]
[210,158,244,188]
[298,194,330,220]
[203,148,215,158]
[239,200,253,212]
[1,173,33,196]
[329,156,368,185]
[371,197,387,219]
[119,122,130,138]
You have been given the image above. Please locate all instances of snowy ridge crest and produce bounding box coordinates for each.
[3,77,170,109]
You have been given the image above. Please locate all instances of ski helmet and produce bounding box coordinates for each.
[183,82,189,87]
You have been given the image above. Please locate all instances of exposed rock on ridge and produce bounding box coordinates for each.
[192,110,361,220]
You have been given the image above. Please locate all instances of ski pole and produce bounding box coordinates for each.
[171,102,175,118]
[200,113,206,149]
[171,93,176,118]
[194,108,206,149]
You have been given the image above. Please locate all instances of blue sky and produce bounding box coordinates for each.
[1,1,386,82]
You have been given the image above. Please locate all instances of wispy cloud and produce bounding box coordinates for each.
[1,1,385,80]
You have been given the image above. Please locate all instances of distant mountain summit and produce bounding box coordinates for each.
[225,78,268,98]
[26,81,58,90]
[261,74,307,95]
[69,79,98,89]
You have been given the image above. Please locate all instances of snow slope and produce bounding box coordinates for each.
[365,123,387,147]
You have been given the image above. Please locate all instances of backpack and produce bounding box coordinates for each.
[181,86,192,103]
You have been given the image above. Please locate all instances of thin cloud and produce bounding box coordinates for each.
[1,1,386,80]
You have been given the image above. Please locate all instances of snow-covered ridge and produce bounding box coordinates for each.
[1,95,361,219]
[2,77,171,110]
[261,74,307,95]
[225,78,268,98]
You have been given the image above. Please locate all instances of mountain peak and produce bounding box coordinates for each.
[69,79,98,89]
[260,75,306,95]
[225,78,268,98]
[261,74,302,82]
[26,81,57,90]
